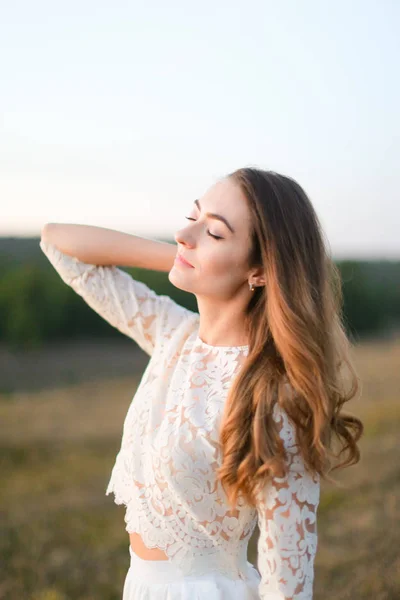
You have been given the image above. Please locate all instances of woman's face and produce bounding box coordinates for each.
[169,177,254,300]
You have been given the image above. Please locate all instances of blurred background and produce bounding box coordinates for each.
[1,1,399,598]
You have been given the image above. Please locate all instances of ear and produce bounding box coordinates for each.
[249,265,266,287]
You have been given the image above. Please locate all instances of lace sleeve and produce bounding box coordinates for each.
[255,405,321,600]
[39,239,196,356]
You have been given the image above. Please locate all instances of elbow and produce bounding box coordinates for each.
[41,223,57,242]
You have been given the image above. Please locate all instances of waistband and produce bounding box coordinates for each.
[128,544,185,584]
[127,544,258,585]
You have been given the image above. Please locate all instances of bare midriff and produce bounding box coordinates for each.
[129,532,169,560]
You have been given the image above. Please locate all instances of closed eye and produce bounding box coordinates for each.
[184,217,224,240]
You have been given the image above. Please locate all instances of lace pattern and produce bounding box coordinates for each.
[39,239,196,356]
[40,239,320,598]
[255,405,320,599]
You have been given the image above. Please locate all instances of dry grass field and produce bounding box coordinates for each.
[0,334,399,599]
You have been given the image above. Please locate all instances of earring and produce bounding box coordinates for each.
[249,282,255,291]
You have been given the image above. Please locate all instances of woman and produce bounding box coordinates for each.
[40,167,363,599]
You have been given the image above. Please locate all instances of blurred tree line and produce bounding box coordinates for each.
[0,237,399,351]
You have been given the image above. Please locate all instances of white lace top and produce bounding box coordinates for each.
[40,239,321,599]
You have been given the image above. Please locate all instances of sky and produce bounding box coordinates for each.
[1,0,399,260]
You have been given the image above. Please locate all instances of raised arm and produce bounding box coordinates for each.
[40,224,197,356]
[41,222,178,271]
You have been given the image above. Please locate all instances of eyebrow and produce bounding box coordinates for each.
[194,199,235,234]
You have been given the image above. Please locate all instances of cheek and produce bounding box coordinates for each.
[201,247,243,276]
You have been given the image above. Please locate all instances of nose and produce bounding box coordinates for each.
[174,227,195,248]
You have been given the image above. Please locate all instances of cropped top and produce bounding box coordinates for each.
[40,239,321,599]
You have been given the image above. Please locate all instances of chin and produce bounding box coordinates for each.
[168,269,191,292]
[168,268,181,287]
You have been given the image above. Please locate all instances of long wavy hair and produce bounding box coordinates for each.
[216,167,364,508]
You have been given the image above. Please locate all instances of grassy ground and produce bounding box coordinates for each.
[0,335,399,599]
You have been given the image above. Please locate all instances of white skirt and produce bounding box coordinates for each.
[122,544,261,599]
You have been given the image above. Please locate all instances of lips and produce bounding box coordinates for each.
[177,252,193,267]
